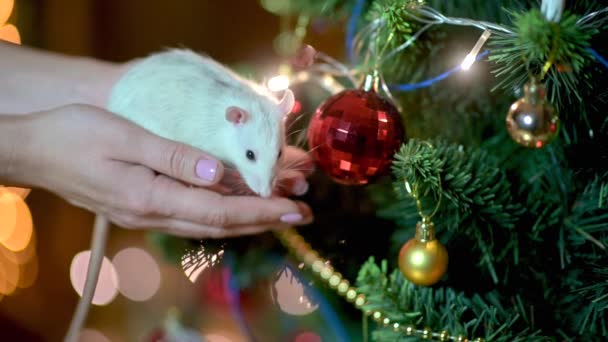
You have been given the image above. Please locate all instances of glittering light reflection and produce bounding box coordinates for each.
[113,247,161,301]
[78,329,111,342]
[181,247,224,283]
[271,266,318,316]
[70,251,119,305]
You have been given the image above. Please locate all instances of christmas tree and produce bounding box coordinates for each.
[152,0,608,341]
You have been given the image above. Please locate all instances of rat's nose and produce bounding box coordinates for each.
[259,187,272,198]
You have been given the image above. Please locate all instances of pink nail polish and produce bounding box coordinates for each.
[196,159,217,181]
[280,213,303,223]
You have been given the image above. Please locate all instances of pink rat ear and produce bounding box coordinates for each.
[225,106,249,125]
[277,89,295,116]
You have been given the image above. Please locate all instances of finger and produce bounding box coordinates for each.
[276,170,309,196]
[117,125,224,186]
[110,213,291,239]
[282,146,315,176]
[144,174,314,227]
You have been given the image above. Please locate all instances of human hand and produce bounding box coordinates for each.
[4,104,313,238]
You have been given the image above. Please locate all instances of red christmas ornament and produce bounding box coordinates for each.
[307,75,405,185]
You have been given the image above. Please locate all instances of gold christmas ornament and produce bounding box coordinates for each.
[398,219,448,286]
[505,79,559,148]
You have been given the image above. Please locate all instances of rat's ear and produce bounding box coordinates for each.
[277,89,295,116]
[225,106,249,125]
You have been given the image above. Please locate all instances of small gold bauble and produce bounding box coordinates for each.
[398,221,448,286]
[439,330,450,341]
[505,79,559,149]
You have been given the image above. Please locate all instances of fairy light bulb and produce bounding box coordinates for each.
[461,30,491,71]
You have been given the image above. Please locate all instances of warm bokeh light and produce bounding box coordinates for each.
[70,250,119,306]
[0,188,17,243]
[0,24,19,44]
[0,188,33,252]
[271,266,318,316]
[0,252,19,295]
[293,331,322,342]
[4,187,32,199]
[0,229,36,265]
[17,254,37,289]
[0,0,20,45]
[113,247,161,301]
[78,329,111,342]
[0,0,14,24]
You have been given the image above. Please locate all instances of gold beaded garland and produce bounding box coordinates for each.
[405,325,415,336]
[354,294,366,308]
[274,228,483,342]
[337,279,350,294]
[329,273,342,287]
[421,327,432,339]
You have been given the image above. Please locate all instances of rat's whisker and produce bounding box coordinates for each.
[286,128,307,140]
[286,112,309,131]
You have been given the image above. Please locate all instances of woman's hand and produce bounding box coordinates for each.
[1,104,313,238]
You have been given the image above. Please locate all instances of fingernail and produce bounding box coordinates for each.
[280,213,303,223]
[196,159,218,182]
[293,179,309,196]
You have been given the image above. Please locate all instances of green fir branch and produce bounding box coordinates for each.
[489,9,599,110]
[390,138,521,230]
[373,139,524,283]
[355,257,548,341]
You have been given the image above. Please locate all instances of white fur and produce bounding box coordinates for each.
[107,49,294,197]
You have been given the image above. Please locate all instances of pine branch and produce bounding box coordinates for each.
[355,257,549,341]
[373,139,524,283]
[489,9,599,110]
[389,138,522,230]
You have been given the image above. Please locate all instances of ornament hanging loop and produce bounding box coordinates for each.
[402,143,443,223]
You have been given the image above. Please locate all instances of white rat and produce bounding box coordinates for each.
[64,49,294,342]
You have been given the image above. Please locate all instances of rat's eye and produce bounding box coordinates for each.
[277,150,282,160]
[246,150,256,161]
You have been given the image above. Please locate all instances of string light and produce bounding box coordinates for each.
[267,74,290,92]
[461,30,491,71]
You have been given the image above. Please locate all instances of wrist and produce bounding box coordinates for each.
[0,114,33,185]
[72,57,133,108]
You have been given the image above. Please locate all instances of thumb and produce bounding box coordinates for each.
[125,127,224,186]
